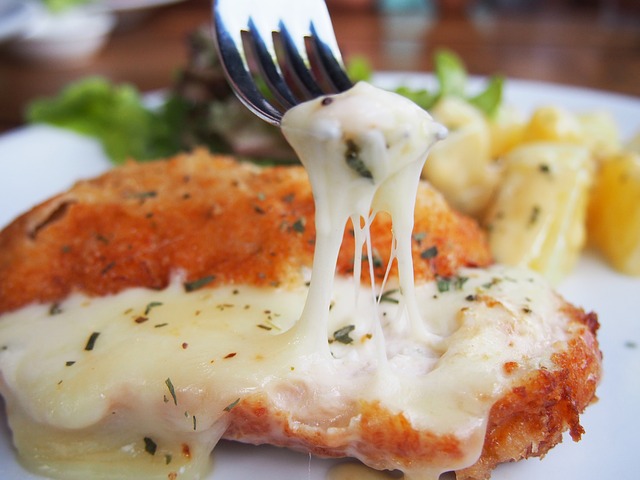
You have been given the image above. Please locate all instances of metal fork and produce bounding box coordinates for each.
[212,0,353,126]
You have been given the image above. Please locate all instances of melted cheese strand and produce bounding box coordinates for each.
[281,82,446,355]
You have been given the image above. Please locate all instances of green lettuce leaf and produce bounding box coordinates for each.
[26,77,179,164]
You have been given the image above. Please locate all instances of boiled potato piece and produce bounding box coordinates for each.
[588,152,640,275]
[424,96,500,217]
[523,106,584,144]
[489,104,526,159]
[577,111,621,159]
[484,142,593,284]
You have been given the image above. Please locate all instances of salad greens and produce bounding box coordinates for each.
[25,36,504,165]
[27,78,181,164]
[392,49,504,116]
[42,0,95,13]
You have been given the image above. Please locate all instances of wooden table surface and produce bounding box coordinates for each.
[0,0,639,134]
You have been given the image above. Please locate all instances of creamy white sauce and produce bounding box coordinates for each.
[0,267,569,479]
[0,82,573,479]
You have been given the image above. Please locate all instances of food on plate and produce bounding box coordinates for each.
[0,83,601,480]
[587,152,640,275]
[426,90,638,280]
[483,143,593,285]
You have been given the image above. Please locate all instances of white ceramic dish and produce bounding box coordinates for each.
[4,5,115,65]
[0,76,639,479]
[0,0,37,42]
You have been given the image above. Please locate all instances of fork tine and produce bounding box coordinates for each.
[244,17,299,111]
[213,12,283,125]
[308,22,353,93]
[212,0,352,125]
[277,21,324,100]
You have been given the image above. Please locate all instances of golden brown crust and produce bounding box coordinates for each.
[0,150,491,314]
[0,151,601,478]
[220,303,601,479]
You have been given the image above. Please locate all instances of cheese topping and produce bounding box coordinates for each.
[0,82,573,479]
[282,82,447,354]
[0,268,568,479]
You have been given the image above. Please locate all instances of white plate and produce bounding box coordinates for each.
[0,0,37,42]
[1,76,639,480]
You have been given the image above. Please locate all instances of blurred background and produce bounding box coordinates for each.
[0,0,638,134]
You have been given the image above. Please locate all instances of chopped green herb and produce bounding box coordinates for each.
[377,289,400,304]
[49,303,62,316]
[129,191,157,200]
[413,232,426,245]
[436,277,451,293]
[528,205,541,226]
[333,325,356,344]
[84,332,100,351]
[101,262,116,275]
[184,275,215,292]
[144,301,164,315]
[154,323,169,328]
[65,361,76,367]
[420,246,438,260]
[292,218,306,233]
[482,277,502,289]
[363,252,383,268]
[143,437,157,456]
[436,275,469,293]
[345,139,373,179]
[165,454,173,465]
[165,378,178,406]
[224,398,240,412]
[193,415,197,431]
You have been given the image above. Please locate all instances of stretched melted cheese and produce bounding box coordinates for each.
[0,82,572,479]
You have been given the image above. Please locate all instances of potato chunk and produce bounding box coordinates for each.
[484,142,593,284]
[423,96,500,217]
[588,152,640,275]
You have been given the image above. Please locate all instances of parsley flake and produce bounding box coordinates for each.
[224,398,240,412]
[420,246,438,260]
[333,325,356,344]
[84,332,100,351]
[345,139,373,179]
[165,378,178,406]
[143,437,157,455]
[292,218,306,233]
[377,289,400,304]
[184,275,215,292]
[144,301,163,315]
[49,303,63,316]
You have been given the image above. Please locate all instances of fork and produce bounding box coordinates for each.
[212,0,353,126]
